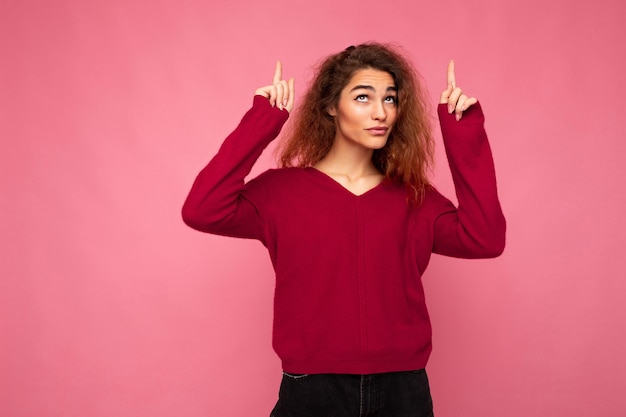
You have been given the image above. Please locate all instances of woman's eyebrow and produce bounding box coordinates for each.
[349,85,397,92]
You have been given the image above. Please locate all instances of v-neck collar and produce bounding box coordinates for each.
[305,167,387,198]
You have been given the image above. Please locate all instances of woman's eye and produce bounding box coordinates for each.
[355,95,368,102]
[385,96,397,104]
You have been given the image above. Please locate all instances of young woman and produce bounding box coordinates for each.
[182,43,505,417]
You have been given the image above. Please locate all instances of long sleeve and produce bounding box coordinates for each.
[181,95,289,241]
[432,102,506,258]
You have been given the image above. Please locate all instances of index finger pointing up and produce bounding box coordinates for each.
[273,61,282,84]
[447,59,456,88]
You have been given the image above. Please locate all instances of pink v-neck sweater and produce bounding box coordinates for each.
[182,96,505,374]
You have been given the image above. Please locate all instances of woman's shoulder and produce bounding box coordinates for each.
[242,167,315,208]
[419,185,455,211]
[245,167,311,190]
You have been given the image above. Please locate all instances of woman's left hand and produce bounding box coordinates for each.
[440,60,477,121]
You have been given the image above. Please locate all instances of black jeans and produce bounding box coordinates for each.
[270,369,434,417]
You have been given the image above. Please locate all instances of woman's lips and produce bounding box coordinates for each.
[366,126,388,135]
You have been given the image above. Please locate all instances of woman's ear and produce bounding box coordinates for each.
[327,106,337,117]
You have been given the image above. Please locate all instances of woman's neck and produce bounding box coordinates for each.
[313,144,384,195]
[314,140,379,180]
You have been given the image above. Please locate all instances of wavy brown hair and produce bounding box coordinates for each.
[278,42,435,203]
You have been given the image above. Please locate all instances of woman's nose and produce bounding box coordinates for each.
[372,102,387,121]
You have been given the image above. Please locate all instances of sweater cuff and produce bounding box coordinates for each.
[252,94,291,120]
[437,101,484,124]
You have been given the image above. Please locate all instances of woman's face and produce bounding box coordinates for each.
[329,68,398,152]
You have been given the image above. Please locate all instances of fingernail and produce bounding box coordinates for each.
[456,113,461,121]
[448,104,454,114]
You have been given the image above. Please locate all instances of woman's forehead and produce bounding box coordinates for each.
[345,69,396,90]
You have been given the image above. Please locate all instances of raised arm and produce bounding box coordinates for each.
[433,61,506,258]
[181,62,295,241]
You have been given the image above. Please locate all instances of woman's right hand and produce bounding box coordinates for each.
[255,61,295,112]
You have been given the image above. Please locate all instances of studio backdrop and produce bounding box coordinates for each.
[1,0,625,416]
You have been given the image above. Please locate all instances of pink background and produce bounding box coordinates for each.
[2,0,625,416]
